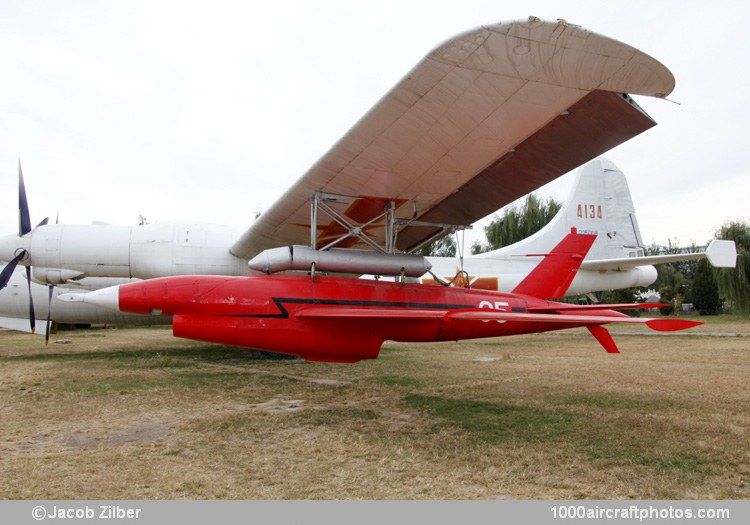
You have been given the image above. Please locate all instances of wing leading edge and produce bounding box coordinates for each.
[231,17,675,259]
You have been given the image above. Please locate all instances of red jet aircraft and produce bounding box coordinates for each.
[61,230,701,362]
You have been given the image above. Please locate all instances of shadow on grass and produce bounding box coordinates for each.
[4,344,296,364]
[404,394,729,478]
[54,367,295,395]
[405,394,573,443]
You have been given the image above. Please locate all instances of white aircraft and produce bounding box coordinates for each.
[0,267,167,335]
[3,17,729,334]
[420,158,737,295]
[0,157,735,336]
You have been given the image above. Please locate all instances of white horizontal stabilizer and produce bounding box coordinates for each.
[580,239,737,271]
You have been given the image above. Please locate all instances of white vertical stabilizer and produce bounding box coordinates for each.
[477,158,644,261]
[423,158,658,295]
[383,158,736,295]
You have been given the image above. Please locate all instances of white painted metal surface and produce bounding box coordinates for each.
[0,265,167,332]
[231,17,674,258]
[420,158,724,296]
[249,245,431,277]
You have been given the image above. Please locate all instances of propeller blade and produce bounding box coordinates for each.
[45,285,54,345]
[0,250,26,289]
[36,217,49,229]
[18,160,32,236]
[25,265,36,333]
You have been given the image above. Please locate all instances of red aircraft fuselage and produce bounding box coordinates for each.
[63,231,701,361]
[114,274,632,362]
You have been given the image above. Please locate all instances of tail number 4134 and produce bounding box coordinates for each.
[577,204,602,219]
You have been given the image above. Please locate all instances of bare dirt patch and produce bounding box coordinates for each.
[1,320,748,499]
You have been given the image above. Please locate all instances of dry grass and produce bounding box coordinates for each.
[1,319,749,500]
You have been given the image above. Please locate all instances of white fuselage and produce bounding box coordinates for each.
[424,255,657,295]
[1,221,248,283]
[5,217,657,296]
[0,265,169,332]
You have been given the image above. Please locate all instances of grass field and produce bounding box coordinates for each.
[1,319,749,500]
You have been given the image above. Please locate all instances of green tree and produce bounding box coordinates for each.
[658,284,676,315]
[471,241,488,255]
[645,239,696,313]
[600,287,639,304]
[647,239,696,302]
[418,235,456,257]
[715,220,750,312]
[692,259,721,315]
[481,194,562,250]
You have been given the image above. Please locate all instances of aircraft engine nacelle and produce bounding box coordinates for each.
[28,224,133,279]
[172,313,381,363]
[32,267,85,285]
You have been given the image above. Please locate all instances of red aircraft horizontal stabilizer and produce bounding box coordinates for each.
[644,318,704,332]
[446,309,703,331]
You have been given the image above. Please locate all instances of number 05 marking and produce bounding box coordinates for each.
[479,300,509,323]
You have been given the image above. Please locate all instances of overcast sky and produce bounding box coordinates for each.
[1,0,748,250]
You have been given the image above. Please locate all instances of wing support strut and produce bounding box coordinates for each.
[311,192,397,253]
[310,192,471,254]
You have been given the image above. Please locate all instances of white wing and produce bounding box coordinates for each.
[231,18,674,259]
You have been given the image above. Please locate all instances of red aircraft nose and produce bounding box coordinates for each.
[115,276,234,316]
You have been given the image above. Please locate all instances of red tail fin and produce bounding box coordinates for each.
[512,229,596,299]
[587,325,620,353]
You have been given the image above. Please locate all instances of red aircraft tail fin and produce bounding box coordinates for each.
[587,325,620,353]
[511,229,596,299]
